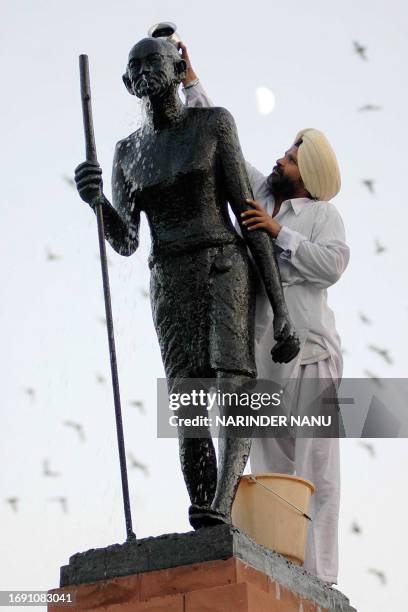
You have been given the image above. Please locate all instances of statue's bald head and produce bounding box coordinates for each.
[123,37,186,98]
[128,37,181,64]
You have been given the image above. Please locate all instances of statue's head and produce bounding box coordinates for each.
[123,37,186,99]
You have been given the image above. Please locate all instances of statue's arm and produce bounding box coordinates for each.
[74,142,140,257]
[105,142,140,256]
[215,108,299,361]
[215,108,285,313]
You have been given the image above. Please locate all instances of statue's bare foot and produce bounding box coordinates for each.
[189,505,231,530]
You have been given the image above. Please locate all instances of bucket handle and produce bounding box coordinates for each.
[247,476,312,521]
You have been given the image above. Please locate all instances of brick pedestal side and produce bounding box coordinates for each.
[49,556,329,611]
[49,525,355,611]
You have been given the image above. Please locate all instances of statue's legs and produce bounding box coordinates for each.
[178,431,218,517]
[190,371,254,529]
[151,244,256,529]
[173,377,218,527]
[211,372,253,523]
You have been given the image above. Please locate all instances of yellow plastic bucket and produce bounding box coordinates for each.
[231,473,315,565]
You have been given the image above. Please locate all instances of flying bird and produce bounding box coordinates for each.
[43,460,61,477]
[128,453,149,476]
[63,420,85,442]
[351,521,362,535]
[5,497,19,512]
[358,312,372,325]
[368,344,393,365]
[96,373,106,384]
[49,496,68,513]
[362,179,375,194]
[129,400,145,413]
[358,104,383,112]
[46,248,62,262]
[62,174,75,189]
[368,568,387,585]
[353,41,367,60]
[363,369,383,387]
[374,239,386,255]
[358,441,376,458]
[24,387,36,402]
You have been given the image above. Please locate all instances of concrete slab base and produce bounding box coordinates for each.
[51,525,356,611]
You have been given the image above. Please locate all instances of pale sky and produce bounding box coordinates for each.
[1,1,408,610]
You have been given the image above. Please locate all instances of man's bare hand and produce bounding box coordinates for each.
[74,161,105,208]
[178,42,198,87]
[241,199,282,238]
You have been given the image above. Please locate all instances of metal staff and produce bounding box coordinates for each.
[79,54,136,542]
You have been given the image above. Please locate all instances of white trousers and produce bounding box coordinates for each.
[249,358,340,584]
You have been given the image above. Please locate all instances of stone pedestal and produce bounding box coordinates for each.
[49,525,356,611]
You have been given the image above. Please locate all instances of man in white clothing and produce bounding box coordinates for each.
[179,44,350,586]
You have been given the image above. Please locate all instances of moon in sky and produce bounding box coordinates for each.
[255,86,276,115]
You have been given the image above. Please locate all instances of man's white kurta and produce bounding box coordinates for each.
[183,81,349,583]
[246,161,350,385]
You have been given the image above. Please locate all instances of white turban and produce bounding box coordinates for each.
[294,128,341,201]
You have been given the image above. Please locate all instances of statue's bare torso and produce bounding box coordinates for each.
[116,107,240,257]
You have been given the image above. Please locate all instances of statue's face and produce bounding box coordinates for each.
[126,39,180,98]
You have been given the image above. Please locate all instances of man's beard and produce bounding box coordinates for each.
[266,170,298,200]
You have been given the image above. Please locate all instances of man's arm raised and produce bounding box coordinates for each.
[179,43,214,107]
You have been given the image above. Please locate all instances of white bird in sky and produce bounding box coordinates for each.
[43,460,60,477]
[363,369,383,387]
[353,40,368,60]
[359,311,372,325]
[358,104,383,112]
[5,497,19,513]
[128,453,149,476]
[368,568,387,585]
[351,521,362,535]
[49,496,68,514]
[62,174,75,189]
[24,387,36,402]
[358,441,376,458]
[374,239,386,255]
[368,344,393,365]
[46,248,62,262]
[362,179,375,194]
[63,420,85,442]
[255,86,276,116]
[129,399,145,413]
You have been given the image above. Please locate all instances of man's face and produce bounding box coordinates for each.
[126,39,177,98]
[266,143,305,199]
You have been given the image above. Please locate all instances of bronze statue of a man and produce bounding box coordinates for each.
[75,37,299,530]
